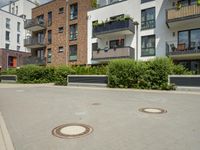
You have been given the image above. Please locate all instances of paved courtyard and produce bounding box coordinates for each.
[0,84,200,150]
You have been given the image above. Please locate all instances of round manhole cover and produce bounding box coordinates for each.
[52,123,93,139]
[139,108,167,114]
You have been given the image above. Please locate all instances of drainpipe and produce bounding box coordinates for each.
[133,21,139,61]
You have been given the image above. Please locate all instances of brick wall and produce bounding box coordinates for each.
[0,48,31,71]
[32,0,67,66]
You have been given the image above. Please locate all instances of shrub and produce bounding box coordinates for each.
[16,65,55,83]
[0,68,17,75]
[108,57,189,90]
[54,66,75,86]
[73,65,107,75]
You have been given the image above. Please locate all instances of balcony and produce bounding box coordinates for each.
[24,19,46,31]
[92,46,134,61]
[166,41,200,60]
[23,57,46,65]
[24,37,45,49]
[93,19,134,38]
[166,4,200,28]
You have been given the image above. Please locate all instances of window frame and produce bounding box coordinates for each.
[69,45,77,61]
[141,7,156,30]
[141,34,156,57]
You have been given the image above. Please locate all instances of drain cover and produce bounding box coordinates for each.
[139,108,167,114]
[52,123,93,139]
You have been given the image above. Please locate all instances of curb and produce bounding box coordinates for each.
[0,112,15,150]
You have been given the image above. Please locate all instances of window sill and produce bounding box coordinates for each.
[141,27,155,31]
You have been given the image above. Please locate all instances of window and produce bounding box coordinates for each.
[59,7,64,14]
[109,39,124,49]
[37,49,44,59]
[17,34,20,43]
[48,30,52,44]
[141,0,154,3]
[70,24,78,40]
[59,46,64,52]
[70,3,78,20]
[69,45,77,61]
[47,49,52,63]
[12,7,14,14]
[141,7,155,30]
[92,43,98,51]
[48,11,52,26]
[17,22,20,32]
[37,15,44,25]
[141,35,156,56]
[5,44,10,50]
[16,6,18,15]
[6,18,10,29]
[17,46,20,51]
[178,29,200,50]
[58,27,64,33]
[6,31,10,41]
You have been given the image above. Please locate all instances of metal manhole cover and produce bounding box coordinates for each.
[52,123,93,139]
[139,108,167,114]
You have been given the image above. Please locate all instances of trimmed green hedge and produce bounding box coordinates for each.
[54,66,75,86]
[108,58,191,90]
[16,65,55,83]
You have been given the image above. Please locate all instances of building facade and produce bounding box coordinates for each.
[87,0,200,73]
[0,0,38,70]
[24,0,92,66]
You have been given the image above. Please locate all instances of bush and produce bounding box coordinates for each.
[0,68,17,75]
[72,65,107,75]
[54,66,75,86]
[108,57,190,90]
[16,65,55,83]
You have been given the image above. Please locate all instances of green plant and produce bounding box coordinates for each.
[197,0,200,5]
[176,2,182,9]
[16,65,55,83]
[0,68,17,75]
[54,66,75,85]
[91,0,97,8]
[107,57,189,90]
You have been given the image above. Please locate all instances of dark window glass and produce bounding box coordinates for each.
[17,34,20,43]
[6,18,10,29]
[17,22,20,32]
[58,27,64,33]
[5,44,9,49]
[48,30,52,44]
[47,49,51,63]
[6,31,10,41]
[141,0,154,3]
[141,7,155,30]
[48,11,52,26]
[141,35,156,56]
[70,3,78,20]
[69,45,77,61]
[92,43,98,51]
[70,24,78,40]
[37,15,44,25]
[59,7,64,14]
[109,39,124,49]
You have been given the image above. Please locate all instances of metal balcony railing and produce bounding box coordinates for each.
[24,37,45,48]
[166,41,200,56]
[23,57,46,65]
[92,46,135,60]
[24,19,46,30]
[166,4,200,23]
[93,19,134,37]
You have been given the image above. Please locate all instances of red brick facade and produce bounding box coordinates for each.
[0,49,31,71]
[31,0,92,66]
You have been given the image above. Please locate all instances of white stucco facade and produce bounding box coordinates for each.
[87,0,200,65]
[0,0,38,52]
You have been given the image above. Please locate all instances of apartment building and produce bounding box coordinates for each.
[87,0,200,73]
[0,0,38,71]
[24,0,92,66]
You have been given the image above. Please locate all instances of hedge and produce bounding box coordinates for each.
[54,66,75,85]
[108,58,191,90]
[16,65,55,83]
